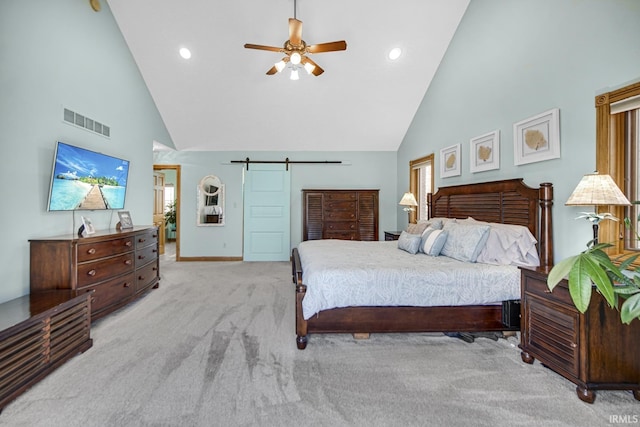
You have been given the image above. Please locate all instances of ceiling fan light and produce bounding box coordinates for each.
[290,52,302,65]
[275,60,286,73]
[290,69,300,81]
[304,62,315,75]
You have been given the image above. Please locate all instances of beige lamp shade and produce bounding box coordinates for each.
[565,173,631,206]
[399,192,418,211]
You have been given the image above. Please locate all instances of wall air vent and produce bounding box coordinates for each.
[63,108,110,138]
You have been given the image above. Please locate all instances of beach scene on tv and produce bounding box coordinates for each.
[48,142,129,211]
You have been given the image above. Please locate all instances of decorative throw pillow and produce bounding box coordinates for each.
[397,231,422,254]
[440,222,490,262]
[406,219,443,235]
[420,228,448,256]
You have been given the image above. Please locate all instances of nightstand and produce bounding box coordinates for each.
[519,267,640,403]
[384,231,402,241]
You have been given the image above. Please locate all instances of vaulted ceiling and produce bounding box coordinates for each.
[107,0,469,152]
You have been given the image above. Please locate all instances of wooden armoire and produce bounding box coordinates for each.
[302,189,379,241]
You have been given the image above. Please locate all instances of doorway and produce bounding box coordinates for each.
[153,164,181,261]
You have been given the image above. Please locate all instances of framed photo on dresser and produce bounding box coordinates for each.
[117,211,133,229]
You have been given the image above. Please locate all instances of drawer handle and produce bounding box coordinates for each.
[152,233,158,238]
[87,269,96,277]
[571,343,577,348]
[152,249,158,253]
[152,267,158,271]
[139,255,145,260]
[139,238,146,243]
[138,275,145,280]
[125,241,132,247]
[87,248,96,255]
[125,259,132,265]
[124,282,131,288]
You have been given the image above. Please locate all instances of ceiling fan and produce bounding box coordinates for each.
[244,0,347,79]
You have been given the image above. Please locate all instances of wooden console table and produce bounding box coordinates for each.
[0,291,92,412]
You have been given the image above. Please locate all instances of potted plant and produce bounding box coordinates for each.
[165,200,176,228]
[547,212,640,324]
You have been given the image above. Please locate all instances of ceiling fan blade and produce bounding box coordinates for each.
[289,18,303,46]
[266,65,278,75]
[302,57,324,76]
[244,43,282,53]
[307,40,347,54]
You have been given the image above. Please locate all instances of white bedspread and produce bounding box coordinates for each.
[297,239,520,320]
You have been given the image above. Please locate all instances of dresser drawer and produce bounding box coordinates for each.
[324,200,357,211]
[135,229,158,250]
[77,253,134,287]
[325,211,357,221]
[324,231,358,240]
[77,237,134,262]
[324,192,356,201]
[79,273,135,313]
[325,221,357,232]
[136,244,158,268]
[136,262,159,292]
[523,271,573,306]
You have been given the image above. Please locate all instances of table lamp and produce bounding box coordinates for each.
[565,172,631,244]
[399,192,418,223]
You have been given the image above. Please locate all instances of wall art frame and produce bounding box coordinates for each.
[469,130,500,173]
[513,108,560,166]
[440,143,461,178]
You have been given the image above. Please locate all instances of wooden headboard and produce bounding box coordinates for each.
[427,178,553,267]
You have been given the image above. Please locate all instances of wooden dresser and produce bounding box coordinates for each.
[302,189,379,241]
[29,226,160,320]
[519,267,640,403]
[0,291,92,411]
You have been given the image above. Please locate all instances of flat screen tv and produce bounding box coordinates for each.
[47,141,130,211]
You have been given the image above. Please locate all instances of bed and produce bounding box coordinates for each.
[291,178,554,350]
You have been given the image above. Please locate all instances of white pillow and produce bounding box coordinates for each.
[420,228,448,256]
[462,217,540,267]
[440,222,490,263]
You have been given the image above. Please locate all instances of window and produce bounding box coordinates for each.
[625,108,640,250]
[595,81,640,255]
[164,184,175,213]
[409,154,434,223]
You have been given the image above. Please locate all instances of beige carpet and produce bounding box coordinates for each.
[1,253,638,426]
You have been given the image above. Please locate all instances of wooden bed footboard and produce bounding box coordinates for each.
[292,179,554,350]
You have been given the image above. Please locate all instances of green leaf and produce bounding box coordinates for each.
[547,256,578,290]
[620,293,640,324]
[618,253,640,270]
[614,285,639,295]
[568,257,593,313]
[582,254,616,307]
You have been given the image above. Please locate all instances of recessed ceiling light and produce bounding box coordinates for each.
[388,47,402,61]
[179,47,192,59]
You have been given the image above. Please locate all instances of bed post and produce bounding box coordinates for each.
[538,182,554,268]
[292,248,309,349]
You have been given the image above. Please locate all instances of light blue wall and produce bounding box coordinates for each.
[154,151,397,257]
[398,0,640,261]
[0,1,173,303]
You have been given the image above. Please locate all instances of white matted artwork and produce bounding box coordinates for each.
[469,130,500,173]
[440,143,461,178]
[513,108,560,165]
